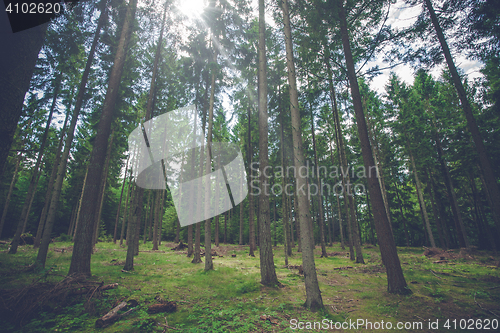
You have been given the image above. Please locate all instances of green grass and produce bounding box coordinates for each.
[0,241,499,332]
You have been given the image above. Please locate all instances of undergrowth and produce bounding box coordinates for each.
[0,241,499,332]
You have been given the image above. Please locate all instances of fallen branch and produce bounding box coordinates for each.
[95,299,138,328]
[159,316,179,331]
[474,293,499,318]
[148,301,177,314]
[334,266,353,270]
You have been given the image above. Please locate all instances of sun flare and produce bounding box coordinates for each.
[176,0,207,20]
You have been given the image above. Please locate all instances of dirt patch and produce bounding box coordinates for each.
[423,247,459,260]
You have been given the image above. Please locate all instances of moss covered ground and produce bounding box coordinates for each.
[0,241,499,332]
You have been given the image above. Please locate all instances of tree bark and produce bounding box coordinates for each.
[337,0,409,294]
[309,105,327,257]
[257,0,278,285]
[0,150,22,238]
[408,148,436,248]
[34,102,71,248]
[69,0,136,276]
[281,0,323,309]
[248,105,256,256]
[9,74,61,254]
[431,119,468,247]
[424,0,500,237]
[114,155,130,243]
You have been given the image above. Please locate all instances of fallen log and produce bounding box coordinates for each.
[95,299,138,328]
[148,301,177,314]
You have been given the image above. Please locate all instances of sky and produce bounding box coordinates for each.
[174,0,484,116]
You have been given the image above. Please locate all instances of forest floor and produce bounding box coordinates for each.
[0,240,499,332]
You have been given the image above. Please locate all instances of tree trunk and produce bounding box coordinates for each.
[0,151,22,238]
[281,0,323,309]
[408,148,436,248]
[248,105,256,256]
[310,105,327,257]
[34,103,71,248]
[69,0,136,276]
[424,0,500,237]
[9,74,61,254]
[120,170,133,246]
[394,180,410,247]
[114,155,130,243]
[93,131,114,248]
[431,119,468,247]
[257,0,278,285]
[152,190,160,250]
[143,190,152,244]
[337,0,409,294]
[280,101,292,257]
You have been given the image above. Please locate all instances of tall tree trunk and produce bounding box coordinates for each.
[408,149,436,248]
[248,105,256,256]
[123,0,165,271]
[34,104,71,248]
[224,211,228,244]
[337,0,409,294]
[114,156,130,243]
[152,191,161,250]
[325,59,350,253]
[281,0,323,309]
[310,106,327,257]
[93,131,114,248]
[203,44,217,272]
[9,74,61,254]
[424,0,500,237]
[431,120,468,247]
[73,166,89,240]
[280,100,292,257]
[293,191,302,252]
[143,190,151,244]
[0,151,22,238]
[257,0,278,285]
[68,0,136,275]
[329,141,345,249]
[365,110,393,235]
[394,180,410,247]
[120,170,133,245]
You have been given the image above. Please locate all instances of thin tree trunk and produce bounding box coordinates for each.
[248,105,256,256]
[0,151,22,238]
[34,100,72,248]
[294,191,301,252]
[310,105,327,257]
[281,0,323,309]
[408,149,436,247]
[256,0,278,285]
[114,155,130,243]
[9,74,61,254]
[424,0,500,237]
[431,120,468,247]
[120,170,133,246]
[152,191,160,250]
[337,0,409,294]
[280,102,292,257]
[143,190,152,244]
[394,180,410,247]
[93,131,114,248]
